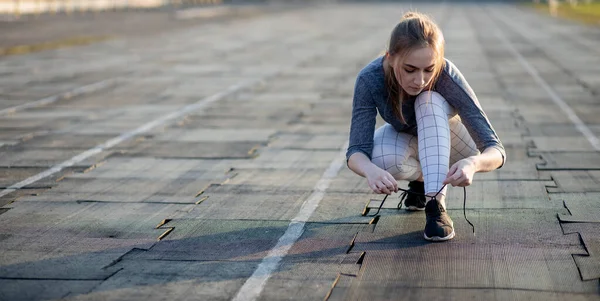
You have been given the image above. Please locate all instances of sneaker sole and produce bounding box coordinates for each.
[405,206,425,211]
[423,230,455,242]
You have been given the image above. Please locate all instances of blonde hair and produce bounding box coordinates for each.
[384,11,445,123]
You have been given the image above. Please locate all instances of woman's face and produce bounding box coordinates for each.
[388,46,436,96]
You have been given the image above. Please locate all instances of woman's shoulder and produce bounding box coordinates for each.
[436,57,471,90]
[441,58,463,79]
[357,56,385,81]
[435,58,476,100]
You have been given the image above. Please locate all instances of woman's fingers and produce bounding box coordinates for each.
[383,178,398,192]
[377,182,391,194]
[444,169,464,186]
[373,181,392,195]
[444,158,476,187]
[371,182,385,194]
[367,169,398,194]
[369,171,398,194]
[444,163,461,185]
[370,183,381,194]
[444,169,468,187]
[457,175,473,187]
[449,174,472,187]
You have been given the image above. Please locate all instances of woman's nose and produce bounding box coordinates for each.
[414,72,425,86]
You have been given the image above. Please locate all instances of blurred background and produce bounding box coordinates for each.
[1,0,599,21]
[1,0,598,57]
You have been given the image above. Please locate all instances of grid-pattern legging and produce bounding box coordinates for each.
[371,91,479,196]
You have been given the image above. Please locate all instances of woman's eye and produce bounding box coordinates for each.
[425,69,434,73]
[404,69,415,73]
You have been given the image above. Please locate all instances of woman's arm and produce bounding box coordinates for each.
[473,147,504,172]
[443,147,504,187]
[435,59,507,168]
[347,68,399,194]
[348,152,398,194]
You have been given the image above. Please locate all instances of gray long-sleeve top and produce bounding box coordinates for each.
[346,56,506,167]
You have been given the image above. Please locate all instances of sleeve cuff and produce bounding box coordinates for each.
[490,145,506,169]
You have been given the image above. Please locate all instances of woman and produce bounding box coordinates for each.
[346,12,505,241]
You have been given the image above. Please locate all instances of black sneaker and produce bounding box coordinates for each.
[424,198,455,241]
[401,181,426,211]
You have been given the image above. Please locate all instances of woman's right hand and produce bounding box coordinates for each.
[365,166,398,195]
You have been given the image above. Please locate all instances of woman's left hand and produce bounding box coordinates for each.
[443,157,477,187]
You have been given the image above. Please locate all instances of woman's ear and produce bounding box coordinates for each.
[386,53,395,69]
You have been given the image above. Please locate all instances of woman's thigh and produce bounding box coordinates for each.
[448,116,480,165]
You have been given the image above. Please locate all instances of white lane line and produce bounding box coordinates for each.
[491,10,600,151]
[0,78,119,117]
[232,141,349,301]
[0,79,260,198]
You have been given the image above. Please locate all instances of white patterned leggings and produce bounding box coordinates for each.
[371,91,479,197]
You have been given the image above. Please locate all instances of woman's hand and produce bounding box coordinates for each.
[443,157,477,187]
[365,166,398,194]
[347,152,398,195]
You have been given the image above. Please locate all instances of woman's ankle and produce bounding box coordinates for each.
[425,194,446,209]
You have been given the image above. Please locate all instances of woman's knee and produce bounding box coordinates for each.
[415,91,443,105]
[371,124,420,180]
[415,91,456,116]
[371,154,401,174]
[389,162,422,181]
